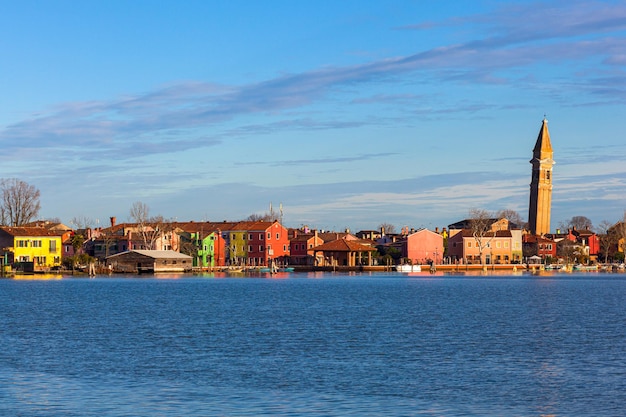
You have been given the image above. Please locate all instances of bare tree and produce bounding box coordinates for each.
[560,215,593,231]
[129,201,155,249]
[378,223,396,234]
[129,201,150,224]
[468,208,496,265]
[70,215,96,230]
[558,239,579,266]
[68,215,97,258]
[150,215,177,250]
[245,203,284,223]
[245,211,279,222]
[0,178,41,226]
[616,210,626,258]
[496,209,525,229]
[128,202,175,250]
[597,220,617,264]
[245,213,276,222]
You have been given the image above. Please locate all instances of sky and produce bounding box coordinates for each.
[1,0,625,232]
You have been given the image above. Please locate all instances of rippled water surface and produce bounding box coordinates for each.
[1,273,625,416]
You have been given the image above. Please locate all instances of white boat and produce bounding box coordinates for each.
[396,264,422,273]
[573,264,598,271]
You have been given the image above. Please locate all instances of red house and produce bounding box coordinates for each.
[289,229,324,265]
[230,221,290,266]
[523,234,557,260]
[571,228,600,261]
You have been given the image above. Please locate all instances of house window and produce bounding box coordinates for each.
[32,240,42,248]
[548,244,553,250]
[260,233,264,240]
[267,232,271,239]
[504,241,509,248]
[283,245,287,251]
[276,233,280,240]
[467,242,472,248]
[260,245,264,251]
[49,240,57,252]
[496,241,501,248]
[249,234,253,240]
[546,170,551,180]
[249,245,253,252]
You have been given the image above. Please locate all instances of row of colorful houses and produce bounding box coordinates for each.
[0,215,623,273]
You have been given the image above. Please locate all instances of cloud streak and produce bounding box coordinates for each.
[2,1,624,164]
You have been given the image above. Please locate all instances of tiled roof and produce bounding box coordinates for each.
[312,238,377,252]
[0,226,61,237]
[523,234,555,243]
[290,233,315,242]
[317,232,352,242]
[457,229,512,238]
[106,250,193,260]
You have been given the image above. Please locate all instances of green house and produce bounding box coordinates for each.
[179,230,218,268]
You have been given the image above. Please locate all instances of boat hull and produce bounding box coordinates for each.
[396,264,422,273]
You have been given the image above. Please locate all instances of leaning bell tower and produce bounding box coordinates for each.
[528,117,555,236]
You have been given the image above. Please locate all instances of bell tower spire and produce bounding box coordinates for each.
[528,117,555,236]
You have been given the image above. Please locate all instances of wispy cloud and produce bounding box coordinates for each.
[235,153,397,168]
[2,1,624,165]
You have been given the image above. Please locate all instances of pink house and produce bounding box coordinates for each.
[401,229,444,265]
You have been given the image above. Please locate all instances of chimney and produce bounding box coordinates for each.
[110,216,116,227]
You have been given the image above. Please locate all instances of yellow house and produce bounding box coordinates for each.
[228,229,249,265]
[0,226,63,271]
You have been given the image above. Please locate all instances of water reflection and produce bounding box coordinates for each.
[9,273,63,280]
[0,273,624,416]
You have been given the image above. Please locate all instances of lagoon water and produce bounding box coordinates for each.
[0,272,625,416]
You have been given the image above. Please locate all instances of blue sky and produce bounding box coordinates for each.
[1,0,625,232]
